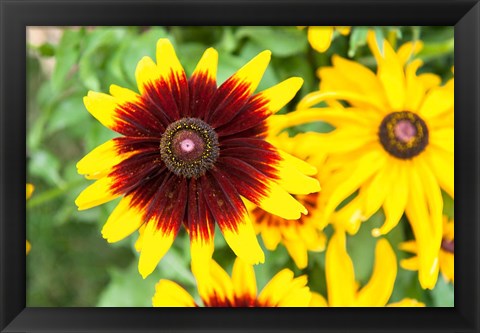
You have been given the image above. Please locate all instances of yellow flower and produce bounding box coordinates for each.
[305,26,351,53]
[310,231,424,307]
[26,184,34,255]
[75,38,320,279]
[400,216,454,284]
[247,131,326,269]
[284,31,453,289]
[152,258,312,307]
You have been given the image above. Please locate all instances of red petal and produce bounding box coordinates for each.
[188,72,217,119]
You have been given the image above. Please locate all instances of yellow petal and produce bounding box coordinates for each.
[232,258,257,299]
[322,150,385,226]
[398,240,418,254]
[418,84,454,119]
[76,139,133,180]
[405,166,440,289]
[404,59,426,112]
[260,225,282,250]
[400,256,420,271]
[190,236,214,284]
[372,160,408,237]
[75,177,119,210]
[134,225,145,252]
[196,260,234,305]
[256,180,307,220]
[230,50,271,95]
[284,240,308,269]
[138,221,176,279]
[109,84,140,104]
[388,298,425,307]
[101,195,145,243]
[135,56,161,94]
[429,128,454,154]
[26,184,34,199]
[424,146,454,198]
[258,269,310,306]
[326,231,357,306]
[361,164,392,218]
[308,26,334,52]
[152,280,196,307]
[257,77,303,114]
[298,90,385,111]
[275,150,320,195]
[367,31,406,111]
[310,292,328,307]
[439,252,454,283]
[83,91,118,129]
[356,238,397,306]
[155,38,185,80]
[26,240,31,255]
[192,47,218,80]
[221,213,265,265]
[397,40,423,65]
[278,149,317,176]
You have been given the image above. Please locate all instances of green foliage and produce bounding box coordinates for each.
[27,26,454,307]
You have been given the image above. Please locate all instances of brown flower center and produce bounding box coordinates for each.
[160,118,219,178]
[378,111,429,159]
[441,238,454,254]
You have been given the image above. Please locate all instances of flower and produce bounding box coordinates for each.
[304,26,351,53]
[400,216,454,284]
[310,231,425,307]
[286,31,453,289]
[248,131,326,269]
[75,39,320,278]
[152,258,312,307]
[26,184,34,255]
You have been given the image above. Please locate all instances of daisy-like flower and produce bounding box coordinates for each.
[75,39,320,278]
[248,130,326,269]
[302,26,351,53]
[400,216,454,284]
[26,184,34,255]
[152,258,312,307]
[286,31,453,289]
[310,230,425,307]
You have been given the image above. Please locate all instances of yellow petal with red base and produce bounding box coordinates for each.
[220,213,265,265]
[232,258,257,299]
[101,195,145,243]
[138,221,176,279]
[75,177,119,210]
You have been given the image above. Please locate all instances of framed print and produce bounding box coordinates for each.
[1,0,479,332]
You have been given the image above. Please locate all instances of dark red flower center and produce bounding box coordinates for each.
[160,118,219,178]
[378,111,429,159]
[441,238,454,254]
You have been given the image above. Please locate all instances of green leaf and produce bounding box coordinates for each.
[38,43,56,57]
[374,27,385,56]
[348,27,369,58]
[28,150,63,186]
[236,27,308,58]
[430,276,454,307]
[45,92,89,135]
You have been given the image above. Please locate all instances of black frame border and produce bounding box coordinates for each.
[1,0,479,332]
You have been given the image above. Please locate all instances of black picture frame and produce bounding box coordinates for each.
[1,0,479,332]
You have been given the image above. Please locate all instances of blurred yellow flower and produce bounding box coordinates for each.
[152,258,312,307]
[303,26,351,53]
[310,231,424,307]
[26,184,34,255]
[247,131,326,269]
[285,31,453,289]
[400,216,454,284]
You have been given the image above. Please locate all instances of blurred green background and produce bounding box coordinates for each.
[26,26,454,307]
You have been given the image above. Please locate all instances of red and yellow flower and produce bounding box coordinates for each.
[26,184,34,255]
[75,39,320,278]
[153,258,312,307]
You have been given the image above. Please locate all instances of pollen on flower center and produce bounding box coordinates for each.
[378,111,429,159]
[160,118,219,178]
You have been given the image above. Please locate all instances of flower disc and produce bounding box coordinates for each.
[160,117,219,178]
